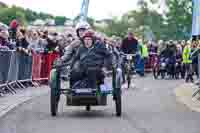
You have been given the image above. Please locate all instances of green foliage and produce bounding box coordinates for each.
[74,15,95,28]
[165,0,192,40]
[55,16,66,25]
[0,0,193,40]
[0,2,68,26]
[97,0,192,40]
[0,6,26,25]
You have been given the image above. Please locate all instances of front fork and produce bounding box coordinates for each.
[112,67,122,100]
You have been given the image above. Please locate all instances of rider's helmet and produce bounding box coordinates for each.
[75,21,90,38]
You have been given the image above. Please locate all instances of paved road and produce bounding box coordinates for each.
[1,75,200,133]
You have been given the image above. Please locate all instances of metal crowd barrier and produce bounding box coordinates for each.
[0,50,60,96]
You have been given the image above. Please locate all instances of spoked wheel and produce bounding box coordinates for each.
[127,69,131,88]
[50,88,60,116]
[115,89,122,117]
[127,75,131,88]
[50,69,60,117]
[175,72,180,79]
[153,67,159,79]
[161,71,165,79]
[86,105,91,111]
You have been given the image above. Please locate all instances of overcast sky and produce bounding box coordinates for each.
[1,0,144,19]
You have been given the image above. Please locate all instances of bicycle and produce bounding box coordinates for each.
[121,53,136,88]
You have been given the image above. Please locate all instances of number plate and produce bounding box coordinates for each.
[100,84,112,92]
[75,88,92,93]
[127,55,132,60]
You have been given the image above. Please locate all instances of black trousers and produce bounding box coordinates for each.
[192,63,198,78]
[70,67,104,88]
[185,64,194,82]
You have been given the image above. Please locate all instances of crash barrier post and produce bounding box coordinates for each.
[0,50,60,96]
[46,52,60,79]
[32,53,48,85]
[32,52,60,84]
[6,51,33,93]
[17,51,34,88]
[0,50,12,84]
[0,50,18,94]
[7,50,21,93]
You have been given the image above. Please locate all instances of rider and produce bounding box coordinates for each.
[121,31,139,73]
[160,41,176,76]
[61,21,90,63]
[121,31,138,55]
[70,31,113,88]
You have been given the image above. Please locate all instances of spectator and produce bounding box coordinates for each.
[16,29,29,49]
[0,29,10,50]
[46,33,59,52]
[28,31,46,53]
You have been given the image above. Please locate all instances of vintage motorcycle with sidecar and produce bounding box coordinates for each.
[49,56,124,117]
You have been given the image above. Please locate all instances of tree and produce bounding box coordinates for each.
[164,0,192,40]
[0,1,8,8]
[55,16,66,25]
[74,15,95,28]
[0,6,26,25]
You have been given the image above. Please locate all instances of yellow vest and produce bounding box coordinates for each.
[141,44,149,58]
[182,45,192,64]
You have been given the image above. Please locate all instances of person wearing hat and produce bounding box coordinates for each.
[190,40,200,79]
[70,31,112,88]
[9,19,19,41]
[159,40,177,78]
[0,29,10,50]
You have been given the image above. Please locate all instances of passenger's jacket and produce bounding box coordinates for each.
[61,39,82,63]
[71,42,112,70]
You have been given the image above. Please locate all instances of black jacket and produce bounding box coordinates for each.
[71,42,112,70]
[121,37,138,54]
[16,38,29,49]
